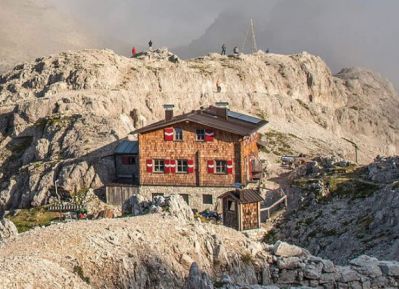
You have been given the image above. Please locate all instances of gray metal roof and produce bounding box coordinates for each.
[227,111,263,124]
[115,140,138,155]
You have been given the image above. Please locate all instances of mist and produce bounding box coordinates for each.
[44,0,399,88]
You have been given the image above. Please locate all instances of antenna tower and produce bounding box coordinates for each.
[242,18,258,53]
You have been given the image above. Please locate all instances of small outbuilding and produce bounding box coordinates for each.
[218,189,264,231]
[114,140,139,184]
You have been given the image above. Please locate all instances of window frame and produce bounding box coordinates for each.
[215,160,228,174]
[174,128,183,141]
[177,159,188,174]
[153,159,165,173]
[203,194,213,205]
[196,129,206,142]
[227,200,236,211]
[121,156,136,165]
[180,194,189,205]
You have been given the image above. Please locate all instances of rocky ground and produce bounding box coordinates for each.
[0,48,398,211]
[1,195,399,289]
[266,156,399,265]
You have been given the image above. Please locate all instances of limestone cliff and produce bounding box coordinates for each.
[0,48,398,209]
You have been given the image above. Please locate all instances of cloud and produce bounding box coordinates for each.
[48,0,399,88]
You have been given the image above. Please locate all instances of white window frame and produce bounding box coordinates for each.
[177,159,188,173]
[175,128,183,141]
[196,129,205,141]
[154,159,165,173]
[215,160,227,174]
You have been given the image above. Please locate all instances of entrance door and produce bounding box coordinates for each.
[242,203,259,230]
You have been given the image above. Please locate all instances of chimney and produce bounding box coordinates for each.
[215,102,229,119]
[163,104,175,121]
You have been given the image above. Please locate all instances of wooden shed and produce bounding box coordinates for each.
[218,189,264,231]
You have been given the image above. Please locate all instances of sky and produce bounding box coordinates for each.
[48,0,399,88]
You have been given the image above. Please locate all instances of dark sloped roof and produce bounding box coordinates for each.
[115,140,138,155]
[218,189,264,204]
[132,106,267,136]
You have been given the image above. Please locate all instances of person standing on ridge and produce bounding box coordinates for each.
[221,43,226,55]
[233,46,239,55]
[132,47,137,57]
[148,40,153,50]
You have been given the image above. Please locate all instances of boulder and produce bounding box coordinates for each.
[378,261,399,277]
[349,255,382,278]
[167,195,194,221]
[274,241,304,257]
[0,218,18,242]
[183,262,213,289]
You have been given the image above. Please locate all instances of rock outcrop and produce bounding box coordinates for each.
[270,156,399,264]
[0,218,17,243]
[0,200,398,289]
[0,48,398,210]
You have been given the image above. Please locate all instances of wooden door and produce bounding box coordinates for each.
[242,202,259,230]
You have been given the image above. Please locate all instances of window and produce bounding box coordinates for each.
[175,128,183,141]
[196,129,205,141]
[180,194,189,205]
[203,194,213,205]
[227,200,236,211]
[177,159,188,173]
[121,156,136,165]
[154,159,165,173]
[152,193,164,200]
[215,160,227,174]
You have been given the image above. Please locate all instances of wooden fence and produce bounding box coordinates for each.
[106,184,139,208]
[260,195,288,221]
[47,204,85,212]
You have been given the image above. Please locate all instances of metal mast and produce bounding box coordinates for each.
[242,18,258,53]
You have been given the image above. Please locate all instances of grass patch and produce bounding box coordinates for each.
[73,265,90,284]
[263,130,295,155]
[7,207,59,233]
[241,252,254,264]
[262,229,278,244]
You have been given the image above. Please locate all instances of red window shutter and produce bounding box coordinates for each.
[187,160,194,173]
[227,160,233,174]
[207,160,215,174]
[164,127,174,141]
[146,159,153,173]
[170,160,176,173]
[164,159,170,174]
[205,129,214,142]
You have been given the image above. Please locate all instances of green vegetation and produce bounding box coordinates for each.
[262,130,295,155]
[262,229,278,244]
[7,207,59,233]
[240,252,254,264]
[73,265,90,284]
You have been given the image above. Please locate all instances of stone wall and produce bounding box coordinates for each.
[138,185,231,212]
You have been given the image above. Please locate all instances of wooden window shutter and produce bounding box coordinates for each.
[207,160,215,174]
[227,160,233,174]
[164,127,174,141]
[170,160,176,173]
[205,129,214,142]
[164,159,170,174]
[146,159,153,173]
[187,160,194,173]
